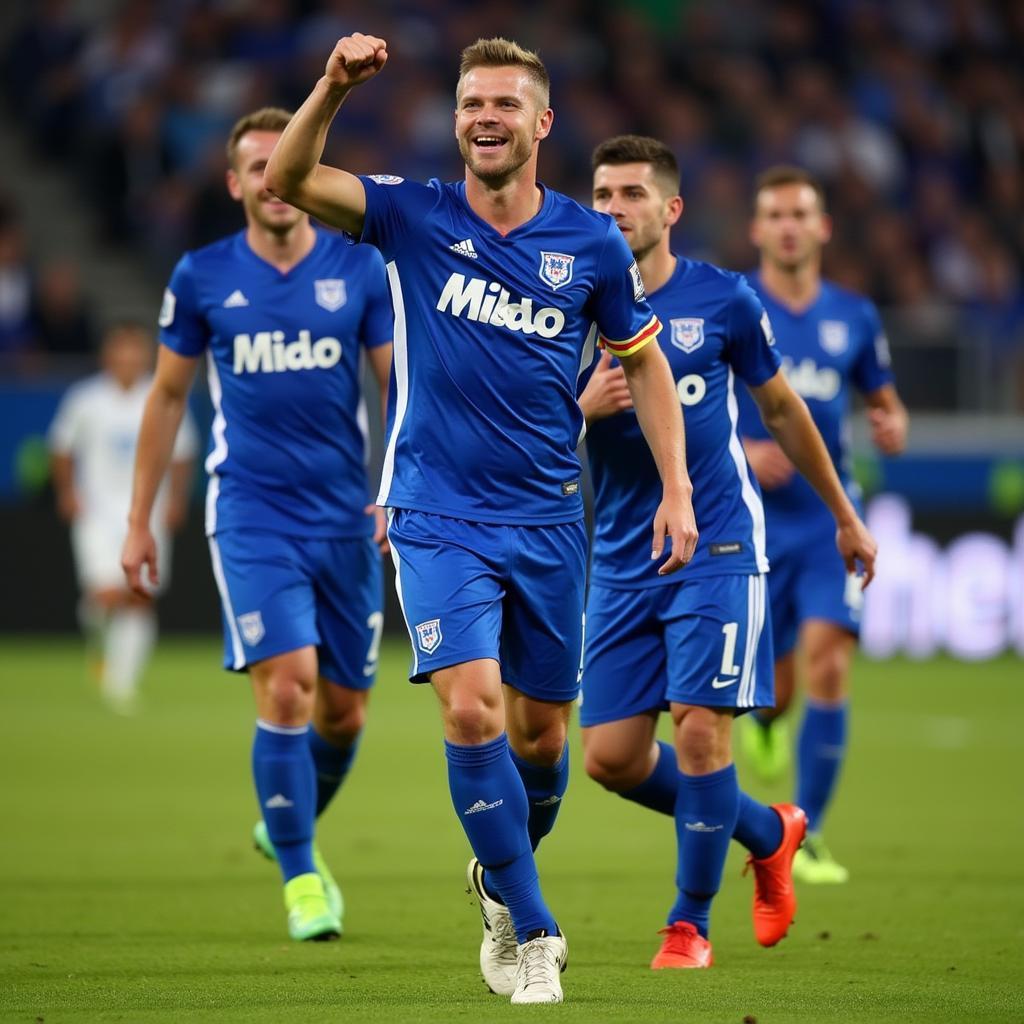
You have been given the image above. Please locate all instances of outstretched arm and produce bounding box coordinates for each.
[749,369,877,585]
[618,340,698,575]
[263,33,388,235]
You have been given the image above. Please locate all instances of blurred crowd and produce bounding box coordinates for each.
[2,0,1023,392]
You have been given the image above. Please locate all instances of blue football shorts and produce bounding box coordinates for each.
[385,509,587,702]
[767,519,863,659]
[580,573,774,726]
[207,529,383,688]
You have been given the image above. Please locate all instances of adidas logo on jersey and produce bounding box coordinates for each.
[450,238,479,259]
[223,289,249,307]
[782,356,841,401]
[436,272,565,339]
[233,330,342,374]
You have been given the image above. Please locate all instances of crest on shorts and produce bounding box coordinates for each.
[314,279,347,312]
[415,618,442,654]
[539,251,575,291]
[670,317,705,354]
[237,611,265,647]
[819,320,849,355]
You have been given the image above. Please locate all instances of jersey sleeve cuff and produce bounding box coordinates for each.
[600,315,661,358]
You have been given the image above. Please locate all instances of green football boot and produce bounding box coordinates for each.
[283,872,341,942]
[791,832,849,885]
[740,713,791,783]
[253,821,344,926]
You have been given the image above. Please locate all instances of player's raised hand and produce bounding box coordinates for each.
[652,488,699,576]
[122,522,159,598]
[325,33,388,90]
[579,350,633,423]
[868,405,907,456]
[835,515,877,588]
[743,437,795,490]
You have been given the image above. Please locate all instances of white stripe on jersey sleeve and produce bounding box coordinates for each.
[377,261,409,505]
[725,368,769,572]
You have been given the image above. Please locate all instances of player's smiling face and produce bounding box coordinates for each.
[228,130,306,234]
[752,183,832,271]
[592,162,681,261]
[455,66,552,185]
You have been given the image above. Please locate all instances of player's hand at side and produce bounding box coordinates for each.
[325,34,388,91]
[835,515,877,589]
[743,438,795,490]
[652,488,699,576]
[868,405,908,456]
[579,350,633,424]
[122,522,159,598]
[367,504,390,556]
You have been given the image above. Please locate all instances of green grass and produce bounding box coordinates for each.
[1,638,1022,1023]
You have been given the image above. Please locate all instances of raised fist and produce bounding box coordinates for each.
[325,33,388,90]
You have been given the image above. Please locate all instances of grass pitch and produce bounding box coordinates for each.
[0,637,1021,1023]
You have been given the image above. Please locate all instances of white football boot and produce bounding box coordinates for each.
[511,931,568,1005]
[466,858,518,995]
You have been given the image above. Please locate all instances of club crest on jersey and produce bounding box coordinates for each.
[819,320,849,355]
[314,279,347,312]
[415,618,442,654]
[237,611,265,647]
[539,251,575,291]
[670,317,705,353]
[368,174,404,185]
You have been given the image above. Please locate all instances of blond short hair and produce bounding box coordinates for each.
[457,37,550,108]
[226,107,293,167]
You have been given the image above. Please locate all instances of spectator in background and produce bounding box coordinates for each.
[0,203,35,357]
[49,321,198,713]
[31,259,97,357]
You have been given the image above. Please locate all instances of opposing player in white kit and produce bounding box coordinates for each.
[50,322,198,713]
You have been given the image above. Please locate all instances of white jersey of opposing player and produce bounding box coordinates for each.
[49,372,199,589]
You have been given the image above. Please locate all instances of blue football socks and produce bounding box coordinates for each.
[619,740,678,815]
[797,700,848,831]
[668,763,740,937]
[733,791,784,859]
[252,721,317,881]
[307,726,359,817]
[509,743,569,850]
[445,734,558,942]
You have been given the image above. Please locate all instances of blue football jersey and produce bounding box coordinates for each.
[737,274,894,539]
[358,175,660,526]
[587,258,781,588]
[159,229,393,537]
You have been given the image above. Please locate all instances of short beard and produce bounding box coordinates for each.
[459,135,532,188]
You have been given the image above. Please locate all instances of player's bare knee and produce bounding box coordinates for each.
[807,648,849,703]
[444,700,503,745]
[514,727,567,767]
[259,673,315,724]
[583,745,643,792]
[672,706,731,774]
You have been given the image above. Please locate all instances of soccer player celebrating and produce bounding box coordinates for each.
[578,136,878,969]
[121,108,394,942]
[50,322,197,714]
[264,35,697,1003]
[738,166,908,883]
